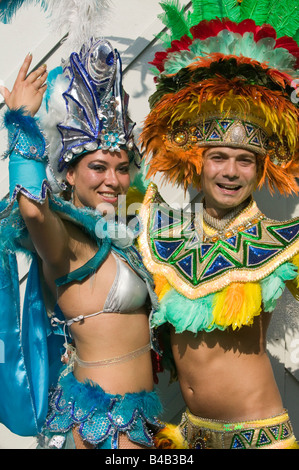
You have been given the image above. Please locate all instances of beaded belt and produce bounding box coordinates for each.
[179,409,299,449]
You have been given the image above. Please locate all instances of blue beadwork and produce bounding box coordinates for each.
[256,429,272,446]
[203,254,234,278]
[200,243,214,256]
[224,235,238,247]
[44,371,162,449]
[152,209,175,232]
[4,109,47,162]
[231,434,245,449]
[177,253,193,278]
[247,245,279,266]
[244,225,258,236]
[272,223,299,242]
[154,239,184,260]
[241,429,254,445]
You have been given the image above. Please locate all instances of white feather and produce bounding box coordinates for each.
[44,0,114,54]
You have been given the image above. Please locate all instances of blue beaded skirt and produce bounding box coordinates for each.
[37,371,163,449]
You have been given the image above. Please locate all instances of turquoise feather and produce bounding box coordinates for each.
[0,0,48,24]
[151,288,224,333]
[162,31,297,75]
[260,262,298,312]
[156,0,299,47]
[152,261,299,334]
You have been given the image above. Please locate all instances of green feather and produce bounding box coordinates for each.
[186,0,204,26]
[220,0,242,22]
[239,0,273,24]
[187,0,241,27]
[158,0,190,44]
[266,0,299,38]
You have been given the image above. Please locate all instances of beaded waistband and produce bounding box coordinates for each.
[43,371,163,449]
[181,409,298,449]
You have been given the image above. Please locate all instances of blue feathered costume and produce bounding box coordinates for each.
[0,37,163,449]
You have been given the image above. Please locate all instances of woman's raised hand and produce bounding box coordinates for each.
[0,53,48,116]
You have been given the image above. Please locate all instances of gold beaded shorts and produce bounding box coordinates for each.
[178,409,299,449]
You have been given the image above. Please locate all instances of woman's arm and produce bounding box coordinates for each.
[0,53,47,116]
[1,54,72,270]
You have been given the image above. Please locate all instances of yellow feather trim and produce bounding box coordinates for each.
[154,424,189,449]
[125,186,145,214]
[212,282,262,330]
[287,441,299,449]
[153,273,172,300]
[291,253,299,288]
[286,254,299,299]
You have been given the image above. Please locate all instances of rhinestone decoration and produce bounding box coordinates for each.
[167,117,269,156]
[44,372,162,449]
[58,39,134,171]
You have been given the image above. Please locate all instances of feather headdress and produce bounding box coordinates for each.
[140,0,299,194]
[1,1,141,190]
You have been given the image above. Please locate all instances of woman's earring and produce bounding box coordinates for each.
[71,186,75,204]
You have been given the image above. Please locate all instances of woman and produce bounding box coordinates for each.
[0,40,162,449]
[137,0,299,449]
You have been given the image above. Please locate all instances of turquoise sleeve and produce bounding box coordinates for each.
[3,107,51,201]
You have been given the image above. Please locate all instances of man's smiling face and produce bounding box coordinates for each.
[200,147,258,219]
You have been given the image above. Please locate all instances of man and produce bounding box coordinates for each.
[138,0,299,449]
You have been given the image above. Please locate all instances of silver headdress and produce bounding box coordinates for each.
[39,38,140,190]
[1,1,141,190]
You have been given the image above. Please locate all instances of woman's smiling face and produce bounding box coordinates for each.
[201,147,258,219]
[66,149,130,211]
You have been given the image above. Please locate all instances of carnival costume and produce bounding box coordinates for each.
[0,2,163,449]
[137,0,299,449]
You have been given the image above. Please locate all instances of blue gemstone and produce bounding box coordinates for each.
[257,429,271,446]
[188,233,200,248]
[269,425,280,440]
[281,424,290,439]
[241,430,254,445]
[250,135,260,145]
